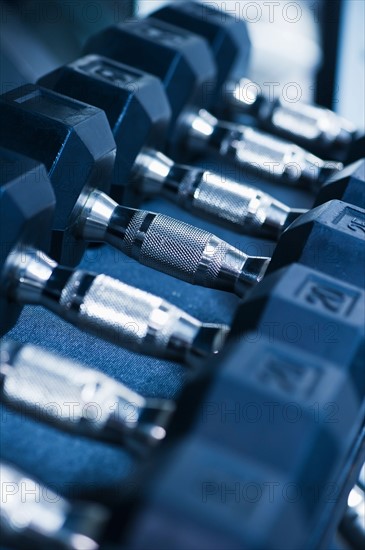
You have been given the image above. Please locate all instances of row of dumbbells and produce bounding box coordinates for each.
[1,2,364,549]
[1,255,364,549]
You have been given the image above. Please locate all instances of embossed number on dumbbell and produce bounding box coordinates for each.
[132,21,188,45]
[348,217,365,234]
[15,86,85,118]
[333,207,365,235]
[299,278,359,315]
[79,58,140,87]
[255,355,322,398]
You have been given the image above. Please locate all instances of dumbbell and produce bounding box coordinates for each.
[84,16,343,189]
[230,263,365,395]
[111,268,365,549]
[0,148,227,366]
[0,84,271,295]
[0,339,175,453]
[0,461,107,550]
[39,55,365,243]
[153,1,360,163]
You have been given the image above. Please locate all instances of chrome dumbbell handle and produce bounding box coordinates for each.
[78,190,270,297]
[0,340,175,449]
[225,78,356,161]
[186,108,342,190]
[134,148,304,240]
[7,249,229,367]
[0,462,107,550]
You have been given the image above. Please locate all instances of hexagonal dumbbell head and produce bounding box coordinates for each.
[120,318,362,549]
[231,263,365,397]
[0,84,116,266]
[83,17,216,152]
[0,148,55,334]
[269,200,365,288]
[153,1,251,110]
[38,55,171,205]
[314,159,365,208]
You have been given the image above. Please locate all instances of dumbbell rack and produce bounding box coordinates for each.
[0,6,364,550]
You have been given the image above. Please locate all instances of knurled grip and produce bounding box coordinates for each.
[181,171,287,235]
[140,215,212,281]
[0,342,174,445]
[59,273,201,360]
[265,100,355,157]
[1,343,142,433]
[219,124,322,185]
[0,462,106,549]
[0,462,70,532]
[224,79,354,161]
[269,101,335,142]
[116,211,249,291]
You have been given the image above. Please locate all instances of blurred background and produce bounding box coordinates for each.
[0,0,364,130]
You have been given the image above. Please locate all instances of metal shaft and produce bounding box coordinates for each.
[134,148,304,240]
[0,462,107,550]
[225,78,357,161]
[78,190,270,297]
[6,249,228,367]
[0,340,175,450]
[185,108,343,191]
